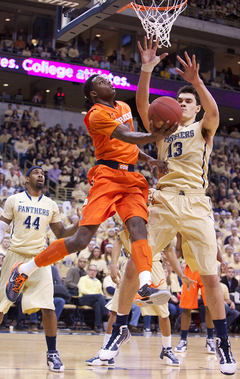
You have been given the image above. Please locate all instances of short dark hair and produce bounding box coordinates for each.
[82,74,99,100]
[176,85,201,106]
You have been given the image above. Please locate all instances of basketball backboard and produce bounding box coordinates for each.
[26,0,90,8]
[55,0,130,42]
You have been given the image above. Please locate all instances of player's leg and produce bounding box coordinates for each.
[204,306,216,354]
[159,316,179,366]
[200,274,236,375]
[42,308,64,373]
[175,308,191,353]
[201,279,216,354]
[5,224,99,302]
[86,311,117,366]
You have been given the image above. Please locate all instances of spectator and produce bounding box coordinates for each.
[32,91,42,104]
[83,56,97,67]
[0,234,10,255]
[14,136,27,168]
[14,36,25,52]
[42,158,53,177]
[20,110,32,127]
[59,44,69,60]
[36,39,44,53]
[79,240,95,260]
[47,162,61,187]
[0,179,15,196]
[0,173,5,191]
[41,47,51,58]
[10,110,20,127]
[33,152,45,167]
[79,177,90,195]
[47,41,54,54]
[78,264,108,333]
[31,46,40,57]
[58,168,71,187]
[219,278,239,330]
[110,59,119,71]
[100,57,110,70]
[72,183,85,202]
[64,257,87,296]
[221,267,239,293]
[5,166,19,188]
[81,156,92,173]
[0,129,11,155]
[108,49,117,63]
[100,229,115,255]
[4,104,13,122]
[0,162,10,177]
[22,46,31,57]
[68,44,79,60]
[231,252,240,278]
[160,67,170,79]
[53,87,65,108]
[14,88,24,101]
[86,245,108,280]
[230,127,240,139]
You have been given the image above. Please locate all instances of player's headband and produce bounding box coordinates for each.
[25,166,44,177]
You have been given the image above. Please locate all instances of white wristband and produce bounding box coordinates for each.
[141,56,161,73]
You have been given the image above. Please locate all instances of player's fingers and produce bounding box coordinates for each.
[143,36,147,50]
[176,55,187,67]
[137,40,143,53]
[159,52,168,60]
[153,37,160,51]
[148,35,153,49]
[192,54,196,68]
[184,51,192,65]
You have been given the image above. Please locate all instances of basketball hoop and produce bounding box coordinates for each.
[120,0,188,48]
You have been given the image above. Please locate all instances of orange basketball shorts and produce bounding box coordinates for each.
[179,265,206,309]
[78,165,149,226]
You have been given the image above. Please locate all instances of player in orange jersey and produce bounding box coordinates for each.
[5,74,178,344]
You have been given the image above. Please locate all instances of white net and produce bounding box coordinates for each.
[131,0,187,47]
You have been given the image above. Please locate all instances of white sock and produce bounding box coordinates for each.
[139,271,151,288]
[103,333,111,347]
[19,259,38,277]
[162,335,172,349]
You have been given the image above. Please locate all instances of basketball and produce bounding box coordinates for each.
[148,96,182,129]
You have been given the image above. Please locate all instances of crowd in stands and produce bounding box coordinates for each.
[0,101,239,333]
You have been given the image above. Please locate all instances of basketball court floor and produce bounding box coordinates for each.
[0,331,239,378]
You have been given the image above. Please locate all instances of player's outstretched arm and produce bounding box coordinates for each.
[175,51,219,138]
[111,121,178,145]
[136,36,168,132]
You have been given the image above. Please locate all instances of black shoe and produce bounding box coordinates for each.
[133,283,171,307]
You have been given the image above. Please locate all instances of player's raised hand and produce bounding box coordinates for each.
[110,264,121,286]
[138,35,168,67]
[175,52,201,85]
[150,121,179,142]
[181,275,197,290]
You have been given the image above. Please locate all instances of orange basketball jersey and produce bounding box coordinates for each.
[84,101,139,165]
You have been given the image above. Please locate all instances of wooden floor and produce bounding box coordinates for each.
[0,331,239,378]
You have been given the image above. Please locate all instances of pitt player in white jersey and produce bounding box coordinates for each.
[0,166,80,373]
[133,36,236,375]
